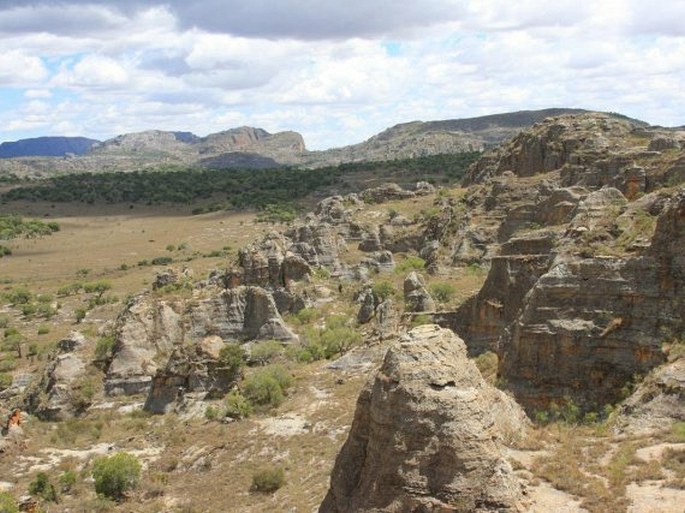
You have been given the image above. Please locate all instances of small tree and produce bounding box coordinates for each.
[217,343,245,380]
[92,452,141,501]
[29,472,58,503]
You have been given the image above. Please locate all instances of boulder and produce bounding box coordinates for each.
[360,183,415,203]
[319,325,526,513]
[403,272,436,312]
[24,332,91,420]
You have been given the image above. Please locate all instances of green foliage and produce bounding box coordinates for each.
[74,308,87,323]
[57,282,83,297]
[204,405,220,421]
[465,263,486,276]
[292,307,318,325]
[83,280,113,297]
[0,214,59,240]
[0,372,12,390]
[395,256,426,273]
[319,326,362,358]
[0,315,8,328]
[671,422,685,442]
[0,358,16,372]
[410,314,432,327]
[429,282,456,303]
[249,339,283,364]
[0,245,11,257]
[217,344,245,378]
[95,335,116,361]
[224,390,253,419]
[0,491,19,513]
[59,471,78,494]
[92,452,141,501]
[151,256,173,265]
[243,365,293,408]
[5,287,33,305]
[1,153,480,208]
[250,466,285,493]
[256,202,300,223]
[371,281,396,302]
[29,472,58,502]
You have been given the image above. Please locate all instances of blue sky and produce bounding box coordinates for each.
[0,1,684,149]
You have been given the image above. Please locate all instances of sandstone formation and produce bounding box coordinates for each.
[144,336,238,414]
[105,286,296,396]
[403,272,436,313]
[432,113,685,413]
[319,325,526,513]
[24,332,91,420]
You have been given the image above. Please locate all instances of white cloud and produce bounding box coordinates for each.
[0,50,48,86]
[1,1,685,147]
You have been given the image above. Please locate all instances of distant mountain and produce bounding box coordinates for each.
[0,109,649,176]
[0,136,99,158]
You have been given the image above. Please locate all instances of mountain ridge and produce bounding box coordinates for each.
[0,108,651,176]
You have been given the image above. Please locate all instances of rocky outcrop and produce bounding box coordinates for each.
[403,272,436,313]
[360,183,415,203]
[24,332,91,420]
[144,336,238,414]
[187,286,298,342]
[320,325,526,513]
[105,286,296,396]
[105,296,184,395]
[614,353,684,434]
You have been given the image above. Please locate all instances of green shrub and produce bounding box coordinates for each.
[320,326,362,358]
[57,282,83,297]
[243,365,293,408]
[204,405,220,421]
[74,308,87,323]
[0,315,8,328]
[0,245,11,257]
[371,281,396,302]
[29,472,58,502]
[224,390,253,419]
[95,335,116,361]
[151,256,173,266]
[0,491,18,513]
[410,314,432,327]
[0,372,12,390]
[37,325,50,335]
[217,344,245,379]
[250,466,285,493]
[395,255,426,273]
[0,358,16,372]
[292,307,318,325]
[92,452,141,501]
[249,340,283,364]
[6,287,32,305]
[59,470,78,493]
[429,282,456,303]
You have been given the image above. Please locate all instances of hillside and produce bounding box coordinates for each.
[0,137,99,158]
[0,111,684,513]
[0,108,629,178]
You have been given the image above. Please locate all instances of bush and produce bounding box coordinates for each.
[243,365,293,408]
[6,287,32,305]
[0,491,18,513]
[429,282,456,303]
[74,308,87,323]
[224,390,252,419]
[249,340,283,364]
[204,405,220,421]
[0,245,11,257]
[395,255,426,273]
[29,472,58,502]
[95,335,116,361]
[0,372,12,390]
[92,452,141,501]
[217,344,245,379]
[151,256,173,266]
[37,325,50,335]
[292,307,317,325]
[59,470,78,493]
[250,466,285,493]
[371,281,396,302]
[320,326,362,358]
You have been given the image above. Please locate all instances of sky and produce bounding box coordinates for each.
[0,1,684,150]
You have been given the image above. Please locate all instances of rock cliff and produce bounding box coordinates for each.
[319,325,527,513]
